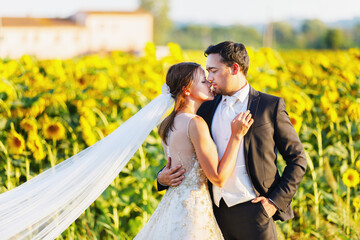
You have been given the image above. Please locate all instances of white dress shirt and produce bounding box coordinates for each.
[211,82,257,207]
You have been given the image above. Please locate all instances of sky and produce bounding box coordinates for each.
[0,0,359,25]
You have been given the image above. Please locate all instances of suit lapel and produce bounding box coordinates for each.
[244,86,260,164]
[203,95,222,139]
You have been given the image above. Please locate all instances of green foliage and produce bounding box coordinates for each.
[325,29,345,49]
[1,47,360,239]
[140,0,172,45]
[167,19,360,50]
[169,24,262,49]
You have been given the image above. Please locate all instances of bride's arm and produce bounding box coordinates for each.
[189,111,253,188]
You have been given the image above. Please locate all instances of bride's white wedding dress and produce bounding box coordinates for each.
[134,113,224,240]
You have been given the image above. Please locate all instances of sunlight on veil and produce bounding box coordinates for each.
[0,86,173,240]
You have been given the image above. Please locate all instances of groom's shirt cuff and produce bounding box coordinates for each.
[268,198,280,210]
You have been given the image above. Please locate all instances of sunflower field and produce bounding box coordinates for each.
[0,42,360,239]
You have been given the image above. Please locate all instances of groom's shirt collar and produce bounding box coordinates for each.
[222,81,249,104]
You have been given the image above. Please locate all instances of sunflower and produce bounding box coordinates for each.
[342,169,360,188]
[23,98,46,118]
[301,62,313,79]
[103,122,119,136]
[327,107,338,123]
[339,97,351,114]
[0,80,16,103]
[6,128,25,155]
[27,132,46,160]
[20,118,38,133]
[348,102,360,121]
[42,121,66,141]
[356,160,360,171]
[93,73,109,91]
[153,179,166,195]
[79,116,97,146]
[76,76,88,89]
[78,107,96,127]
[289,113,303,134]
[320,95,331,112]
[354,197,360,208]
[325,90,339,103]
[83,99,97,108]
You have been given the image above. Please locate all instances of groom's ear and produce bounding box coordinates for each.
[231,63,241,75]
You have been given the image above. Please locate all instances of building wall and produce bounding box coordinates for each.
[85,14,153,53]
[0,12,153,59]
[0,27,86,59]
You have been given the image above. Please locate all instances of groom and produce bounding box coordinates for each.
[157,41,307,239]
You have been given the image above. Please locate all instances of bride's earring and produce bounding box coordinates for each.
[182,86,190,96]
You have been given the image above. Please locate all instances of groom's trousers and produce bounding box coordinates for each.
[213,199,277,240]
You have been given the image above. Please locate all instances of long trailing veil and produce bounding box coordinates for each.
[0,84,174,240]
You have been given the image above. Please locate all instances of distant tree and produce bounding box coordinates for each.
[170,25,212,49]
[140,0,172,45]
[341,29,356,48]
[210,25,262,48]
[325,29,344,49]
[272,22,296,49]
[301,19,328,48]
[263,22,274,48]
[169,24,262,50]
[353,24,360,47]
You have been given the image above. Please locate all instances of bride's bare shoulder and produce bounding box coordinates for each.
[188,115,209,137]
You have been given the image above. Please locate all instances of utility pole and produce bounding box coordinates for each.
[263,22,273,48]
[263,5,274,48]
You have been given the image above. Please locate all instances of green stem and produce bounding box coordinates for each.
[347,186,351,236]
[60,119,79,155]
[25,155,30,181]
[92,107,109,126]
[0,99,11,117]
[111,105,118,119]
[113,207,119,230]
[46,142,55,169]
[52,139,57,167]
[316,117,323,168]
[330,122,334,133]
[139,145,146,171]
[299,188,304,232]
[345,116,355,165]
[6,156,12,190]
[305,150,320,229]
[0,140,8,154]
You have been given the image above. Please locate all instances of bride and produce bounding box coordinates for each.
[0,62,252,240]
[134,62,253,240]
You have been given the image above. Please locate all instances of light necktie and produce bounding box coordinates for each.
[221,96,238,121]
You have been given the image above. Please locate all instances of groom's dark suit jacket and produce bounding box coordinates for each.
[157,85,307,222]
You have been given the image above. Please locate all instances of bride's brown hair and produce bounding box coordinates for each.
[159,62,201,145]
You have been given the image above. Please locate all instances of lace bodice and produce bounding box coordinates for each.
[165,113,199,177]
[134,113,224,240]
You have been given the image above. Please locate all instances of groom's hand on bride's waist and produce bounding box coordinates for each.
[158,157,186,187]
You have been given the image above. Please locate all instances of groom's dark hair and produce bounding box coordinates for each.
[204,41,249,76]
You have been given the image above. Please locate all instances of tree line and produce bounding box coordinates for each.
[166,20,360,50]
[140,0,360,50]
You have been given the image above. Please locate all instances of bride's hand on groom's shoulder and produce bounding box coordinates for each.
[231,110,254,139]
[158,157,186,187]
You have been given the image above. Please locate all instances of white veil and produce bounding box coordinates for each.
[0,84,174,240]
